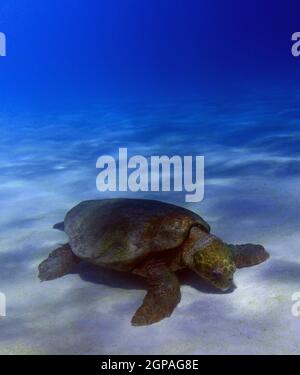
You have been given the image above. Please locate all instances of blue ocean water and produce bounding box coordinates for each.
[0,0,300,354]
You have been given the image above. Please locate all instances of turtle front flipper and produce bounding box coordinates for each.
[131,261,181,326]
[229,243,269,269]
[38,243,81,281]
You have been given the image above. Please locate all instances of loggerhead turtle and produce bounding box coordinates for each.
[38,199,269,326]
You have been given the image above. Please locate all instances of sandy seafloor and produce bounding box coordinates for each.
[0,94,300,355]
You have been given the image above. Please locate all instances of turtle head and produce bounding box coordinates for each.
[183,229,236,291]
[192,241,236,291]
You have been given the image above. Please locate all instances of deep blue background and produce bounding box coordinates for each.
[1,0,300,111]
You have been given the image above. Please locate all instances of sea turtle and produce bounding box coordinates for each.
[38,199,269,326]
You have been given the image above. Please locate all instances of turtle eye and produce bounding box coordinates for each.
[212,270,223,279]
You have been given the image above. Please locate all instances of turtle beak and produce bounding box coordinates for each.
[221,281,236,292]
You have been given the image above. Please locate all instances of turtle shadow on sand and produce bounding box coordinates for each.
[257,258,300,284]
[73,262,235,295]
[73,262,145,290]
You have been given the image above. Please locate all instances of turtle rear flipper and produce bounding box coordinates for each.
[53,221,65,231]
[38,244,81,281]
[131,261,181,326]
[230,243,269,269]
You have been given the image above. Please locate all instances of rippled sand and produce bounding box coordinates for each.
[1,96,300,354]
